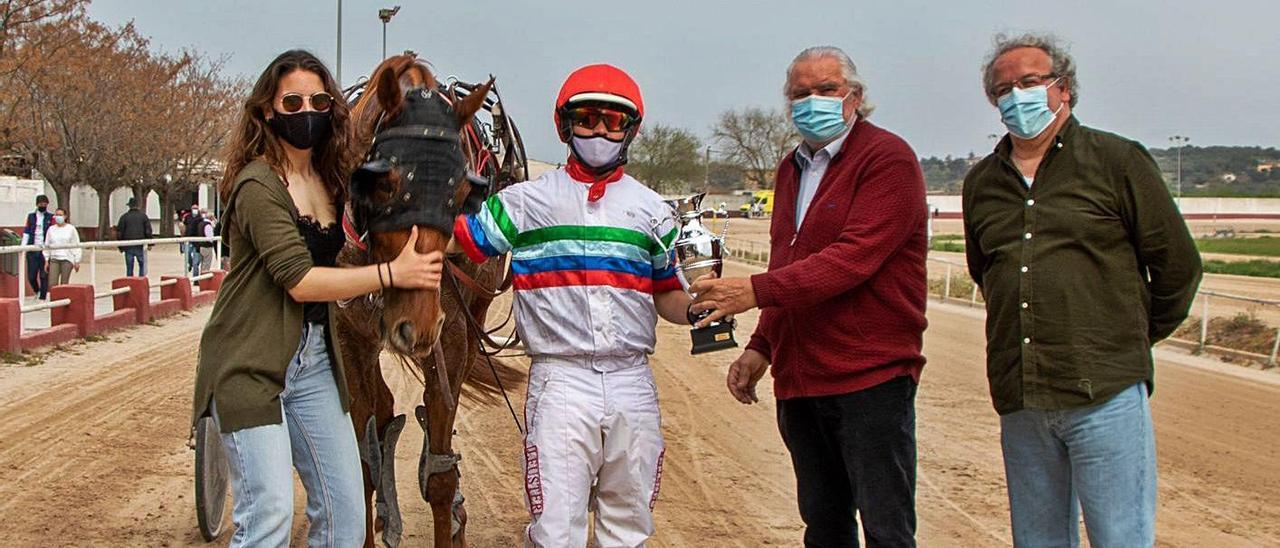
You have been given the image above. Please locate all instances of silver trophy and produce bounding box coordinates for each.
[651,192,738,355]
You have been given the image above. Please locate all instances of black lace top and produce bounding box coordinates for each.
[298,214,346,324]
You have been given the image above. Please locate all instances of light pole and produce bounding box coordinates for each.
[1169,135,1190,208]
[336,0,342,86]
[379,6,401,60]
[703,146,724,192]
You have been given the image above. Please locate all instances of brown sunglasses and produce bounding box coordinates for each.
[280,92,334,113]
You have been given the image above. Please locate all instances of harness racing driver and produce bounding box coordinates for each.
[449,63,698,547]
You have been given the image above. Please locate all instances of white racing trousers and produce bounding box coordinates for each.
[522,357,665,547]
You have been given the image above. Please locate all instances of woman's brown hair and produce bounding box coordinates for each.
[219,49,354,206]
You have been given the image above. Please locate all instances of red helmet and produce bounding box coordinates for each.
[554,64,644,143]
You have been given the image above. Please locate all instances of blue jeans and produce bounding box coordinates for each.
[1000,382,1156,548]
[188,246,203,276]
[25,251,47,299]
[213,323,366,547]
[123,248,145,277]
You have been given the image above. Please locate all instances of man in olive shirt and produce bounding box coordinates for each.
[963,33,1201,547]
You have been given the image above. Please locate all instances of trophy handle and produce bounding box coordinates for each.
[648,216,677,270]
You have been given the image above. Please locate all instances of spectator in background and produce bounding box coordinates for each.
[43,208,81,287]
[215,216,230,270]
[21,194,53,300]
[174,211,187,259]
[116,197,153,276]
[185,204,205,275]
[198,210,216,273]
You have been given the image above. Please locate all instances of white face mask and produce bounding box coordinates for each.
[571,135,624,168]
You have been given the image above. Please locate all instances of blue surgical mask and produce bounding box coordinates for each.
[791,93,850,142]
[997,82,1063,140]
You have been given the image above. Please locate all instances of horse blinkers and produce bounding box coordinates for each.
[351,88,489,240]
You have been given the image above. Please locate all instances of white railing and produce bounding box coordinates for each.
[723,237,770,266]
[924,256,1279,367]
[0,235,220,332]
[927,256,983,307]
[724,240,1278,368]
[1188,289,1280,366]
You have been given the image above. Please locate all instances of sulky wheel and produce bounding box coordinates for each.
[194,415,230,542]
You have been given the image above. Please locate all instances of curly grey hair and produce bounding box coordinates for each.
[981,33,1078,108]
[785,46,876,118]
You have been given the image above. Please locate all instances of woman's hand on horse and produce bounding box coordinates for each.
[389,226,444,290]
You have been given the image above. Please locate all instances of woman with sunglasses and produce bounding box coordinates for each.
[192,49,443,547]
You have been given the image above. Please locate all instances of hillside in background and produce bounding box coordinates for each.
[921,146,1280,196]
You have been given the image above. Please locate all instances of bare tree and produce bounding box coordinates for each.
[9,18,190,236]
[138,54,241,235]
[627,123,704,195]
[0,0,87,153]
[5,16,114,213]
[7,12,240,239]
[710,106,798,189]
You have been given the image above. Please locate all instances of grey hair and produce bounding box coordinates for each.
[981,32,1079,107]
[785,46,875,118]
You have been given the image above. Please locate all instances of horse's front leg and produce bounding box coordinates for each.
[416,351,464,548]
[344,341,405,548]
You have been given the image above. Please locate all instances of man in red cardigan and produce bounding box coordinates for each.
[691,46,928,547]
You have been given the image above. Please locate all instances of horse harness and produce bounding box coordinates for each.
[341,81,526,447]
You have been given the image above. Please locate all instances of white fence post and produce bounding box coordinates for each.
[90,247,97,289]
[1199,295,1209,351]
[943,263,952,303]
[15,249,24,334]
[16,250,24,300]
[1269,326,1280,368]
[970,283,979,307]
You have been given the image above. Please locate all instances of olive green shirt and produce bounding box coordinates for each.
[191,159,350,432]
[963,117,1202,415]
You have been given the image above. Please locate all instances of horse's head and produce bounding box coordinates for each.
[350,55,493,355]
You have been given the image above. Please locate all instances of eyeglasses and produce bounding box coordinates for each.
[990,73,1059,99]
[565,107,637,132]
[280,92,334,113]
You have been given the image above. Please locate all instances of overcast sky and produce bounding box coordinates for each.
[89,0,1280,163]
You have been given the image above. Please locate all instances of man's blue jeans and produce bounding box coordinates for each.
[25,251,47,299]
[212,323,366,547]
[188,245,202,276]
[123,248,145,277]
[1000,382,1156,548]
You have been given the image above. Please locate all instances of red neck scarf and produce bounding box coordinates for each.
[566,156,624,202]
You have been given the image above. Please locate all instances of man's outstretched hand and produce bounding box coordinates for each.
[689,275,757,328]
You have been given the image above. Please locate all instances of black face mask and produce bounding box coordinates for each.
[268,110,331,150]
[37,206,46,212]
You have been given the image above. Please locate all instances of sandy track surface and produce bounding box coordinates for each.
[0,262,1277,546]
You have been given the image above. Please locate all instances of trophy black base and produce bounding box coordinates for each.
[690,322,738,355]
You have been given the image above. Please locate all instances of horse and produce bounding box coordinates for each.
[334,53,526,548]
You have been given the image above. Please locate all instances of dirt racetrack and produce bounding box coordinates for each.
[0,260,1278,546]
